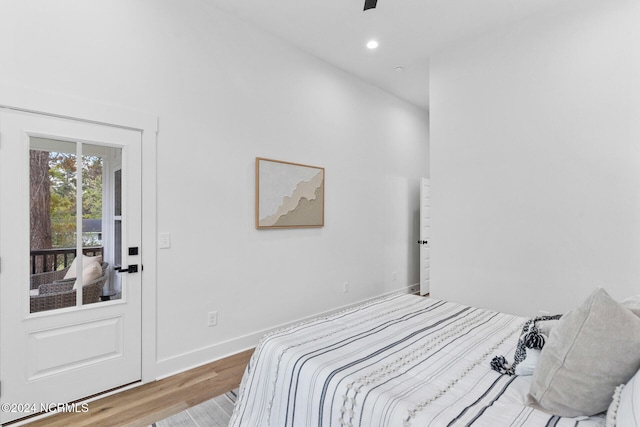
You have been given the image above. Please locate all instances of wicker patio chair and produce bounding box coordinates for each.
[30,263,110,313]
[30,268,70,290]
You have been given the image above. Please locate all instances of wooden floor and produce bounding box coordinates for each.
[15,349,253,427]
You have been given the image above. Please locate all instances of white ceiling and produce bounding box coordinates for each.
[207,0,564,110]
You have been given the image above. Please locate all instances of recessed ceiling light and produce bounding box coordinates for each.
[366,40,379,50]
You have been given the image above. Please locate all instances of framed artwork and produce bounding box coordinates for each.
[255,157,324,229]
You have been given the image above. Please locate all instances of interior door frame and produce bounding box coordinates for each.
[420,177,430,296]
[0,83,158,383]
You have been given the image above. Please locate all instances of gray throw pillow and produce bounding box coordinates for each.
[526,288,640,417]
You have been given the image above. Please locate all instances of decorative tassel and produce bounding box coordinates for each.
[523,326,546,350]
[490,314,561,376]
[490,356,514,375]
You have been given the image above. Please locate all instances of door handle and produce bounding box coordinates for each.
[115,264,139,273]
[417,240,429,245]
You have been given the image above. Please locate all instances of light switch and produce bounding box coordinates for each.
[159,233,171,249]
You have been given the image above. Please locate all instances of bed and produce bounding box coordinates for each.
[230,292,640,426]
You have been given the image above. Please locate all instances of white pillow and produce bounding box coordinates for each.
[606,384,625,427]
[63,255,102,280]
[71,261,103,290]
[515,348,540,376]
[616,368,639,426]
[620,294,640,318]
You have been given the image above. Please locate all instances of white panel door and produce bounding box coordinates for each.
[420,178,430,295]
[0,109,142,423]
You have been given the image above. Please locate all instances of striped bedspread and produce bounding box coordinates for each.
[230,294,605,426]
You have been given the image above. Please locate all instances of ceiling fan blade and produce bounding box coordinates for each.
[364,0,377,11]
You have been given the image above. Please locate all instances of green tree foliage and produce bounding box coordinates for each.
[82,156,103,219]
[49,153,103,248]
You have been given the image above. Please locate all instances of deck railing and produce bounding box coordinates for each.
[30,247,103,274]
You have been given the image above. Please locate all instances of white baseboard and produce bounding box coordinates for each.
[154,284,419,380]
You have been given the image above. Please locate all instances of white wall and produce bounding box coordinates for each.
[0,1,428,376]
[430,0,640,316]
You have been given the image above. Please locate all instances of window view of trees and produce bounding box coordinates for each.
[30,150,103,252]
[30,150,52,253]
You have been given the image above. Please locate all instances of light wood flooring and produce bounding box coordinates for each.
[14,349,253,427]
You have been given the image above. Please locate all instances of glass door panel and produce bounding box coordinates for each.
[113,168,122,299]
[29,137,121,313]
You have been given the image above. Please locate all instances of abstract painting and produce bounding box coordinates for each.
[255,158,324,229]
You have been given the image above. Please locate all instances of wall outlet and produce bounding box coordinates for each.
[392,271,397,282]
[343,282,349,293]
[208,311,218,327]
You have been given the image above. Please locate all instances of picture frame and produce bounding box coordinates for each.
[255,157,325,229]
